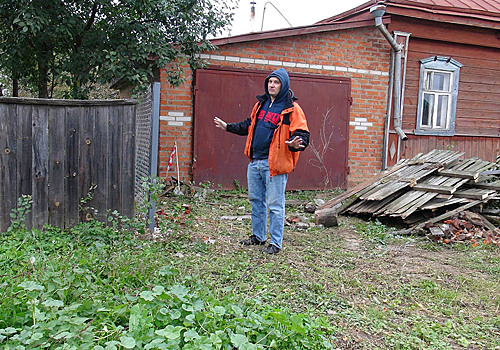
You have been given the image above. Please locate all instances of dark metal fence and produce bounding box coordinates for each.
[0,97,137,231]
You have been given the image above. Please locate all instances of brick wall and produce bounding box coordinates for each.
[158,26,392,186]
[158,70,193,180]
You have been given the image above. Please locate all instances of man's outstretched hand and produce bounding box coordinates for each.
[214,116,227,131]
[285,136,305,149]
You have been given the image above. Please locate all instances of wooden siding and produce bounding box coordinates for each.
[0,98,137,232]
[399,135,499,162]
[402,38,500,136]
[386,17,500,164]
[394,19,500,135]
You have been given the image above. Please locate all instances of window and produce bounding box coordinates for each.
[415,56,462,136]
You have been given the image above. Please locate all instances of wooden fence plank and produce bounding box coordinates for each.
[32,106,49,229]
[0,103,18,231]
[438,169,480,180]
[0,104,7,232]
[17,105,33,227]
[453,189,496,200]
[79,107,96,222]
[109,106,122,214]
[470,181,500,191]
[48,106,66,228]
[412,184,457,194]
[420,197,468,210]
[94,106,110,223]
[65,107,81,227]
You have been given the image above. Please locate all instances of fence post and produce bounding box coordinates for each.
[148,82,161,231]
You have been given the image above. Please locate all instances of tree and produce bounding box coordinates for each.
[0,0,235,99]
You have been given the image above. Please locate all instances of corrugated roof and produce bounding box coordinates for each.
[400,0,500,13]
[318,0,500,27]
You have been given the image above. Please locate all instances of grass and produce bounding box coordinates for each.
[1,187,499,349]
[159,187,500,349]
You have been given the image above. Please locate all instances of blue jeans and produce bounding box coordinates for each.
[247,159,288,248]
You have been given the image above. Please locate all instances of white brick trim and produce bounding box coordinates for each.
[226,56,240,62]
[268,60,282,66]
[168,111,184,117]
[198,54,389,76]
[168,121,184,127]
[350,120,372,131]
[210,55,225,61]
[161,111,191,126]
[160,116,176,121]
[240,57,255,64]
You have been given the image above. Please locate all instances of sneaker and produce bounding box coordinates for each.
[239,235,266,246]
[263,244,280,254]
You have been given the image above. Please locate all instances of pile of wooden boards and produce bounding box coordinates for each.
[315,149,500,231]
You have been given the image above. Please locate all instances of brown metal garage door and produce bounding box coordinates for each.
[193,66,350,190]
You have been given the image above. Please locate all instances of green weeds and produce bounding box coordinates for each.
[0,195,336,349]
[355,219,396,245]
[1,189,499,349]
[7,194,33,233]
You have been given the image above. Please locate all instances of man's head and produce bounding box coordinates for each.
[265,68,290,103]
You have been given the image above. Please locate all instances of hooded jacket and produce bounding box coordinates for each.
[226,68,310,177]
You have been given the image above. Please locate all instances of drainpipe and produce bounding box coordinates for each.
[370,4,408,141]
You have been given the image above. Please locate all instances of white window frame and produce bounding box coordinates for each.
[415,56,462,136]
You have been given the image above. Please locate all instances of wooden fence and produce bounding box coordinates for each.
[0,97,137,231]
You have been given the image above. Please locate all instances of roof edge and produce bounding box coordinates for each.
[317,0,376,24]
[210,18,379,46]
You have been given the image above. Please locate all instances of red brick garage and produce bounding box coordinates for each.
[158,23,391,188]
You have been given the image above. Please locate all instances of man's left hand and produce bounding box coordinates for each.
[285,136,305,149]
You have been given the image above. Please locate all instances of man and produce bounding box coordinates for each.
[214,68,309,254]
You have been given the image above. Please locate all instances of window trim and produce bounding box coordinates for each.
[415,56,462,136]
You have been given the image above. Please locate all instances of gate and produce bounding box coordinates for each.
[193,67,350,190]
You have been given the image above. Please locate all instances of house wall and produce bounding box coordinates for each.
[158,72,193,181]
[389,17,500,161]
[158,26,394,186]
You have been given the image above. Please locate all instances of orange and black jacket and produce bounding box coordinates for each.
[226,91,309,177]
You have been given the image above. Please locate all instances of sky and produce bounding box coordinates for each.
[223,0,369,37]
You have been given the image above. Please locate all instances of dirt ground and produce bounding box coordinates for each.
[156,193,500,349]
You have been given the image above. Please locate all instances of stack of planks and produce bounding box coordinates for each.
[315,149,499,228]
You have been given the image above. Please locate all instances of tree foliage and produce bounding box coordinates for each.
[0,0,235,99]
